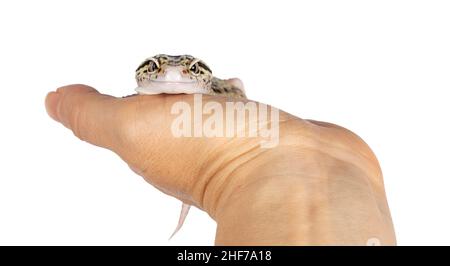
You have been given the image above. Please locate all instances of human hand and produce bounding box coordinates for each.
[45,84,396,245]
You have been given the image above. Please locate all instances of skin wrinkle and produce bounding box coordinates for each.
[197,149,239,213]
[66,90,109,147]
[71,98,85,141]
[203,144,270,218]
[206,124,316,218]
[194,140,259,213]
[200,99,289,207]
[193,102,288,213]
[227,151,317,199]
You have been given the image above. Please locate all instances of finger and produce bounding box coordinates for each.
[45,84,124,150]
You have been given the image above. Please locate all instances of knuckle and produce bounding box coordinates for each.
[69,101,88,141]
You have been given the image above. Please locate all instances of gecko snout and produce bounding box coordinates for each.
[164,68,183,82]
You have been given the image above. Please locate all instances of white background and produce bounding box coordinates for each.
[0,0,449,245]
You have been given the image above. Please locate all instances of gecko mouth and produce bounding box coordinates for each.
[149,80,197,84]
[147,81,201,90]
[135,80,205,95]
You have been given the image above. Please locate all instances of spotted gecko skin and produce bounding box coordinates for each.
[134,54,246,239]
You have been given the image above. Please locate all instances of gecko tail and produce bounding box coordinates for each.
[169,203,191,240]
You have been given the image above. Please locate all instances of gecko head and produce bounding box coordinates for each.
[135,54,213,94]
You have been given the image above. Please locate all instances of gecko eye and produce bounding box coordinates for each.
[147,59,159,73]
[189,62,201,76]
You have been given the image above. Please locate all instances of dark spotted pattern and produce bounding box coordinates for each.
[211,77,245,98]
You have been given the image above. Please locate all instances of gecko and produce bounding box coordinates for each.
[134,54,246,239]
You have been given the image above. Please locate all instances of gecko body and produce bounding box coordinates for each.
[135,54,246,238]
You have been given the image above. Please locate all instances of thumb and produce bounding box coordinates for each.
[44,84,223,207]
[45,84,127,151]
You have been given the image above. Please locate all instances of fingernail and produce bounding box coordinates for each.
[45,91,61,122]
